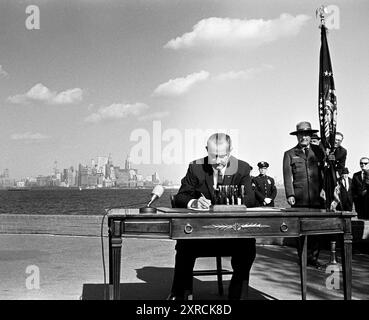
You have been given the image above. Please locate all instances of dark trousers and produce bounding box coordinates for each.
[170,238,256,298]
[293,205,325,262]
[297,235,322,262]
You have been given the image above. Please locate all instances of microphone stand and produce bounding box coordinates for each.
[139,197,158,213]
[139,206,157,213]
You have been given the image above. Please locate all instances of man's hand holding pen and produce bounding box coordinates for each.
[191,193,211,209]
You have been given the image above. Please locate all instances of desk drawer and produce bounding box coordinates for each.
[122,219,170,237]
[171,217,299,239]
[300,218,343,234]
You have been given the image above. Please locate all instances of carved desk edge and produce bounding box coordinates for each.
[107,207,356,218]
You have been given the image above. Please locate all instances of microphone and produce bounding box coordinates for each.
[139,185,164,213]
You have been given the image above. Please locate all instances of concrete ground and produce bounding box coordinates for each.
[0,233,368,300]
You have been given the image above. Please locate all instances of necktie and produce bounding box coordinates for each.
[217,170,224,186]
[304,147,309,158]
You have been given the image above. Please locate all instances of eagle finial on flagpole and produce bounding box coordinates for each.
[316,5,328,28]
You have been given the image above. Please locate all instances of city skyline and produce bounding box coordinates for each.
[1,1,368,184]
[0,153,167,189]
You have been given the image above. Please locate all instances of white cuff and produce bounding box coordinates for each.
[187,199,196,209]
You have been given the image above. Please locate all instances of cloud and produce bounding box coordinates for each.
[153,71,210,97]
[152,66,272,97]
[84,103,149,123]
[10,132,50,141]
[164,14,310,50]
[214,65,273,81]
[7,83,83,105]
[0,65,8,78]
[138,111,170,121]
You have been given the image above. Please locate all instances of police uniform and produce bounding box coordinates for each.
[252,161,277,207]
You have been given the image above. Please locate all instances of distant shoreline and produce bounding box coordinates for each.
[1,186,180,191]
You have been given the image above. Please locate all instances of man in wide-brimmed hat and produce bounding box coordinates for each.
[283,121,326,268]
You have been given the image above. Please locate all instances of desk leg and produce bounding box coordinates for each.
[109,220,123,300]
[340,220,353,300]
[298,235,307,300]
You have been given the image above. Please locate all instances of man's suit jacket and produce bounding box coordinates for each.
[338,177,353,211]
[283,143,325,208]
[174,155,256,208]
[352,171,369,218]
[334,146,347,176]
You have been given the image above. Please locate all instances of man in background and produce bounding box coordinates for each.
[332,132,347,177]
[253,161,277,207]
[352,157,369,219]
[332,167,353,212]
[311,133,321,146]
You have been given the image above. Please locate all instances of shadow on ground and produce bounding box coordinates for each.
[81,266,272,300]
[251,245,369,300]
[82,245,369,300]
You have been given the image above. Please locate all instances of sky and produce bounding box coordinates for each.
[1,0,368,184]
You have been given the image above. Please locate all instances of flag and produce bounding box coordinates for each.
[318,24,339,210]
[319,24,337,151]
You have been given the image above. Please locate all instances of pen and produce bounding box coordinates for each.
[201,193,211,203]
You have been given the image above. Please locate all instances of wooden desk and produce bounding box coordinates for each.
[107,207,354,300]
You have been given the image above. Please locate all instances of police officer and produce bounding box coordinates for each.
[252,161,277,207]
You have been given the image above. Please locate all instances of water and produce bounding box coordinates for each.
[0,188,288,215]
[0,189,178,215]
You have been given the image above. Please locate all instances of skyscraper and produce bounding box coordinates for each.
[97,156,108,176]
[125,155,132,170]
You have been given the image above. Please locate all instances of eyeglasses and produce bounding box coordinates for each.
[360,162,369,165]
[208,153,229,160]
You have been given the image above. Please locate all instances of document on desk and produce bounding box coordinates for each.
[156,206,282,213]
[156,207,213,213]
[156,207,193,213]
[247,207,282,211]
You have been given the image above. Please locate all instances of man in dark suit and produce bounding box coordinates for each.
[336,167,353,212]
[169,133,257,300]
[332,132,347,177]
[283,121,326,268]
[352,157,369,219]
[252,161,277,207]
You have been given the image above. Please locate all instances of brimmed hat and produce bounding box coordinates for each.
[257,161,269,168]
[290,121,319,136]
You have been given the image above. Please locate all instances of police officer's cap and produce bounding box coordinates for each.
[257,161,269,168]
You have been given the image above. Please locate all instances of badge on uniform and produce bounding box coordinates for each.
[267,179,271,184]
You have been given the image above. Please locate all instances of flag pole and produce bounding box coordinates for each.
[316,4,339,212]
[316,5,340,267]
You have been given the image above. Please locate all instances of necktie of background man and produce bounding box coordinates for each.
[342,178,347,190]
